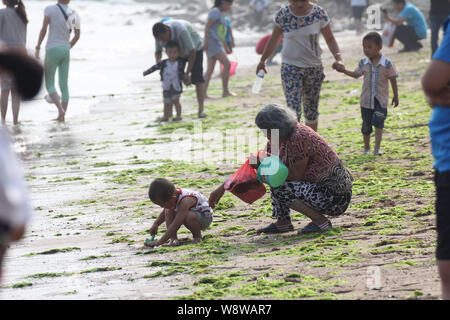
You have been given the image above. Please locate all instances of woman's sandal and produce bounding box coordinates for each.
[297,220,332,235]
[256,222,294,234]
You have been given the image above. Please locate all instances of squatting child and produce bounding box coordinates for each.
[334,32,399,156]
[143,40,185,122]
[145,178,213,247]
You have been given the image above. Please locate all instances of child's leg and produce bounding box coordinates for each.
[163,102,173,120]
[374,128,383,151]
[1,89,10,124]
[204,56,217,98]
[10,88,20,125]
[361,107,373,152]
[172,97,182,120]
[216,53,235,97]
[183,210,202,243]
[363,134,371,151]
[164,209,179,245]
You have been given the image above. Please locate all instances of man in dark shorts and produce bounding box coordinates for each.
[153,19,207,118]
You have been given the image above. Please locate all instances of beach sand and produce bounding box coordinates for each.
[0,1,441,300]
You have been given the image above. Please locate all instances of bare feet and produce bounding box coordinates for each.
[172,115,182,122]
[156,116,169,122]
[169,239,179,246]
[53,113,65,122]
[223,91,236,98]
[192,237,203,244]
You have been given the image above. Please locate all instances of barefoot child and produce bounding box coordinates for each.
[204,0,235,98]
[143,40,185,122]
[145,178,213,247]
[334,32,399,155]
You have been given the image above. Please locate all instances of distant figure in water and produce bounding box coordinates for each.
[145,178,213,247]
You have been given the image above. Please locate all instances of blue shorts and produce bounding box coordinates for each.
[361,98,387,135]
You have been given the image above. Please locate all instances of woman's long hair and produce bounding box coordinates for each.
[5,0,28,24]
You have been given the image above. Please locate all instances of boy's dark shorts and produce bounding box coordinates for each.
[185,49,204,85]
[361,98,388,135]
[435,169,450,260]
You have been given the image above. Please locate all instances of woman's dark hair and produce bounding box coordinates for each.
[363,32,382,47]
[5,0,28,24]
[165,40,179,49]
[148,178,176,203]
[393,0,406,4]
[213,0,233,8]
[0,50,43,100]
[152,22,169,38]
[255,104,298,139]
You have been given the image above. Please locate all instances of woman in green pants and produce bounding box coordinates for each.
[35,0,80,122]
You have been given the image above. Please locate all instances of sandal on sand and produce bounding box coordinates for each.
[257,222,294,234]
[298,220,332,235]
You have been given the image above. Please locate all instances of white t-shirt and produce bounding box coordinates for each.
[274,5,330,68]
[0,127,31,229]
[44,4,80,50]
[351,0,368,7]
[162,60,181,92]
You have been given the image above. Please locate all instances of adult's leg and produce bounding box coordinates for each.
[430,15,447,56]
[0,89,10,124]
[10,88,20,125]
[215,52,235,97]
[44,47,65,120]
[289,199,328,226]
[58,47,70,117]
[190,49,206,117]
[435,170,450,299]
[302,67,325,132]
[281,63,303,122]
[204,56,217,99]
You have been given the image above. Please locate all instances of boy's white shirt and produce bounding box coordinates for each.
[162,60,181,92]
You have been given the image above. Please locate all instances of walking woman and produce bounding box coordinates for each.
[0,0,28,125]
[256,0,344,132]
[35,0,80,122]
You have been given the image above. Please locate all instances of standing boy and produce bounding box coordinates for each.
[143,40,185,122]
[335,32,399,156]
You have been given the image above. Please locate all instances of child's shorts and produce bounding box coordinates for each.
[361,98,388,135]
[196,210,213,231]
[163,89,181,104]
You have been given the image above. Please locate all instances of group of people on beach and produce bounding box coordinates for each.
[0,0,450,299]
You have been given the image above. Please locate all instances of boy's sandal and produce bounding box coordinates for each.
[256,222,294,234]
[297,220,332,235]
